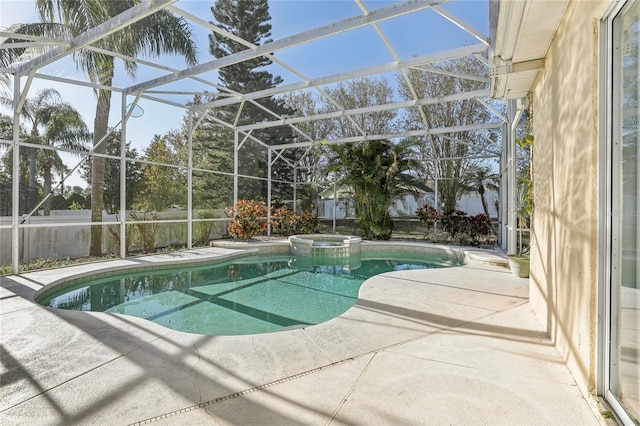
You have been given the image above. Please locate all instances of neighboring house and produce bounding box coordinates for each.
[491,0,639,424]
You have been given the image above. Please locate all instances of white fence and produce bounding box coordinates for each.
[0,209,228,265]
[457,190,500,217]
[2,191,500,265]
[317,190,500,220]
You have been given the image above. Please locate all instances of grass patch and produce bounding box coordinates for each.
[601,411,614,419]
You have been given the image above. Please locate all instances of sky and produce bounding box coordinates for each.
[0,0,489,189]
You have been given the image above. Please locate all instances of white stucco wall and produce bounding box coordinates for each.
[530,0,609,394]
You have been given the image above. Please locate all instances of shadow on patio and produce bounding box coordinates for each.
[0,255,603,425]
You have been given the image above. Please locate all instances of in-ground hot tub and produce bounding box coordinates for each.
[288,234,362,257]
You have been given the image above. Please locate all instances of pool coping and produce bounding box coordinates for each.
[31,240,508,303]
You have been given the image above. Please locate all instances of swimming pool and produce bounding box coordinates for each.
[38,251,463,336]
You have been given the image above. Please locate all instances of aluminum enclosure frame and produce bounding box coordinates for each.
[0,0,518,274]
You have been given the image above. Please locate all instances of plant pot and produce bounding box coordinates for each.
[507,255,530,278]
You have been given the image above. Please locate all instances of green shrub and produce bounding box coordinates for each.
[66,192,86,209]
[50,194,69,210]
[441,210,468,237]
[416,204,441,228]
[441,210,493,245]
[296,209,319,234]
[271,205,297,236]
[68,201,84,210]
[107,219,136,255]
[467,213,493,241]
[194,209,218,246]
[130,211,160,253]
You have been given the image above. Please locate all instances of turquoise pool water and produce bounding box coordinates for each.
[39,252,462,335]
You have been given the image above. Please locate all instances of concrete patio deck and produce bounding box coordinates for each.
[0,245,607,425]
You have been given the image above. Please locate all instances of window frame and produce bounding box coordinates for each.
[599,1,639,424]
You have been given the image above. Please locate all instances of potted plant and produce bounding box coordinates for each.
[507,185,530,278]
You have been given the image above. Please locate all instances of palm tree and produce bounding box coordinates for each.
[2,1,197,256]
[0,113,29,214]
[465,166,499,218]
[328,139,423,240]
[0,89,90,215]
[38,103,91,215]
[0,88,66,212]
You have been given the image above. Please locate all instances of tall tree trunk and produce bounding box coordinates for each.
[43,164,52,216]
[478,185,490,217]
[441,184,458,212]
[60,170,65,196]
[20,170,28,214]
[28,147,38,213]
[89,83,112,257]
[480,193,489,217]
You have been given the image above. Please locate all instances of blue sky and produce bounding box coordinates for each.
[1,0,489,188]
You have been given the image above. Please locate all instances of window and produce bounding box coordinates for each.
[606,1,640,423]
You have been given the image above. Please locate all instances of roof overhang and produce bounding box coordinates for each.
[489,0,570,100]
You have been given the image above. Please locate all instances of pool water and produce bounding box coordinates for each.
[39,252,462,335]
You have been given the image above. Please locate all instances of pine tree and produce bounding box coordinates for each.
[210,0,282,92]
[194,0,296,208]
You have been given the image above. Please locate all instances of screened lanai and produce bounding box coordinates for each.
[0,0,525,274]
